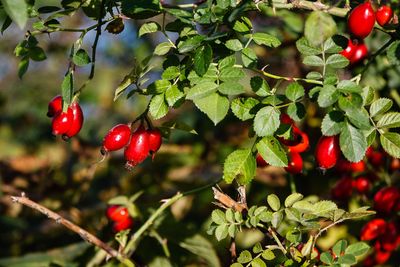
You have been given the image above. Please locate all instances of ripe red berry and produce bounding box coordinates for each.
[51,108,73,135]
[63,102,83,140]
[376,5,393,27]
[354,176,371,194]
[102,124,132,154]
[285,152,303,174]
[367,149,385,167]
[124,126,150,168]
[287,126,309,153]
[331,176,353,200]
[315,135,340,170]
[347,2,376,39]
[350,42,368,64]
[374,242,392,264]
[360,218,387,241]
[148,128,162,158]
[256,153,268,167]
[378,222,399,251]
[113,217,133,232]
[390,158,400,172]
[47,95,63,117]
[280,113,294,125]
[337,159,366,173]
[340,39,356,60]
[374,186,400,214]
[106,205,130,222]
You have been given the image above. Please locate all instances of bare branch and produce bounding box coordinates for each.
[10,193,120,259]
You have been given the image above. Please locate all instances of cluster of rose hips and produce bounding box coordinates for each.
[341,1,394,64]
[47,95,84,140]
[256,114,309,174]
[360,187,400,265]
[106,205,133,232]
[101,123,162,169]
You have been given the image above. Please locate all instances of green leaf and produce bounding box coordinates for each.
[387,40,400,65]
[256,136,288,167]
[271,211,283,228]
[218,55,236,70]
[361,86,374,106]
[284,193,304,208]
[337,80,362,94]
[345,242,370,257]
[250,76,270,97]
[267,194,281,211]
[339,96,371,129]
[312,200,337,217]
[321,111,344,136]
[162,66,180,80]
[148,79,171,94]
[165,84,184,107]
[261,249,275,260]
[303,55,324,66]
[377,112,400,128]
[231,97,259,121]
[317,84,339,108]
[325,54,349,68]
[178,35,204,53]
[219,67,245,82]
[178,234,221,267]
[253,243,263,254]
[251,258,266,267]
[194,44,213,76]
[305,11,337,47]
[381,132,400,158]
[252,32,281,47]
[149,94,168,119]
[72,49,90,66]
[296,37,321,56]
[233,17,252,33]
[320,252,334,264]
[211,210,226,224]
[237,250,252,263]
[337,254,356,265]
[161,120,197,134]
[18,57,29,79]
[340,122,367,162]
[188,64,218,84]
[1,0,28,29]
[231,263,243,267]
[223,148,256,185]
[154,42,174,56]
[218,82,245,95]
[215,224,229,241]
[370,98,393,118]
[1,16,12,34]
[29,47,47,61]
[61,72,73,110]
[138,21,160,36]
[333,240,347,257]
[193,93,229,125]
[225,39,243,51]
[323,38,343,53]
[285,82,304,101]
[241,47,257,68]
[287,102,306,121]
[186,81,218,100]
[254,106,280,137]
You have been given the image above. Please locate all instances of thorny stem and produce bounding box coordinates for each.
[311,218,345,253]
[268,226,287,254]
[123,178,222,256]
[149,230,171,258]
[257,69,323,85]
[10,193,134,266]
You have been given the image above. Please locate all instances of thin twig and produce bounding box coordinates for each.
[10,193,120,259]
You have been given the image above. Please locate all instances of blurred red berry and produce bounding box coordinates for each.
[332,176,353,200]
[361,219,387,241]
[374,186,400,214]
[354,176,371,194]
[256,153,268,167]
[106,205,130,222]
[285,152,303,174]
[113,217,133,232]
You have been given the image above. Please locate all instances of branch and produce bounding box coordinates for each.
[123,178,222,256]
[10,193,124,260]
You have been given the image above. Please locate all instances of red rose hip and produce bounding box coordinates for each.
[256,153,268,167]
[101,124,131,154]
[52,108,73,135]
[63,102,84,139]
[315,135,340,170]
[340,39,356,60]
[148,128,162,156]
[354,176,370,194]
[350,42,368,64]
[376,5,393,26]
[347,2,376,39]
[124,126,150,168]
[47,95,63,117]
[113,217,133,232]
[106,205,130,222]
[360,218,386,240]
[285,152,303,174]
